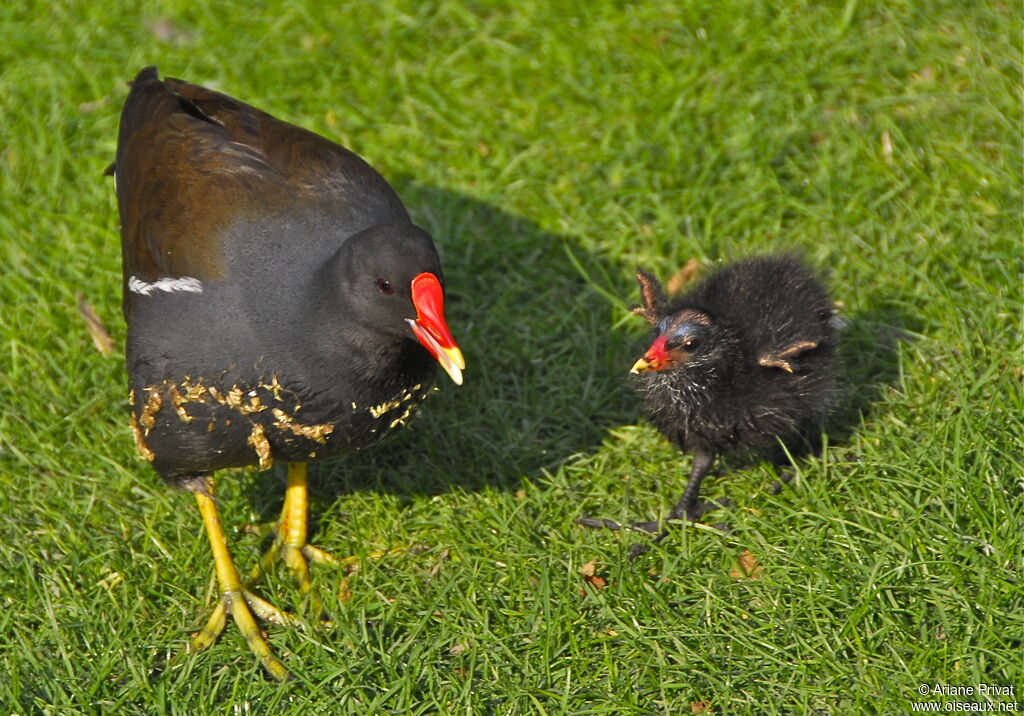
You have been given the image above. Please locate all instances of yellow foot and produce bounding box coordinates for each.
[178,463,334,682]
[187,587,296,682]
[246,531,338,620]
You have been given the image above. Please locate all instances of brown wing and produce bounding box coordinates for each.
[115,67,273,282]
[757,340,820,373]
[115,67,406,285]
[162,76,402,204]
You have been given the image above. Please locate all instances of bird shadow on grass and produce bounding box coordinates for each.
[828,302,919,448]
[248,183,640,519]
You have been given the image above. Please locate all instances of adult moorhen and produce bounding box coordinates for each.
[114,67,465,679]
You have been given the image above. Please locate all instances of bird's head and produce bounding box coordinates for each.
[332,222,465,385]
[631,309,722,374]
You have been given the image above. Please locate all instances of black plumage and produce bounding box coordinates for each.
[601,254,839,553]
[115,67,465,679]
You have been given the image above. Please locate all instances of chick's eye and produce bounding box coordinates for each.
[682,338,700,351]
[376,279,394,295]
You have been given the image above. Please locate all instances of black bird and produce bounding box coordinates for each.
[585,255,838,554]
[114,67,465,679]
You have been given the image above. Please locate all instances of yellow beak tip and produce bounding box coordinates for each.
[440,346,465,385]
[449,347,466,371]
[630,358,652,374]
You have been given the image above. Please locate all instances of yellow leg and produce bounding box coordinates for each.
[281,462,314,596]
[246,463,337,617]
[188,480,292,682]
[181,465,339,679]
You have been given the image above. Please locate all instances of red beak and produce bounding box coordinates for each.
[407,272,465,385]
[631,335,671,373]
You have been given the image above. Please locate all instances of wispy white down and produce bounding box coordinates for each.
[128,275,204,296]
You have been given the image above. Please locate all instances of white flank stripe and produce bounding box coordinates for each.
[128,275,204,296]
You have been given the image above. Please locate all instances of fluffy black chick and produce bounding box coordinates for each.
[626,254,838,550]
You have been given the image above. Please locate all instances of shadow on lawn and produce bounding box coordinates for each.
[828,302,918,448]
[250,183,641,516]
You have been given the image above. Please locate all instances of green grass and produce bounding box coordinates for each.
[1,0,1021,712]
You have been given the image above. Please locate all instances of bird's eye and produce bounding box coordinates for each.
[376,279,394,295]
[682,338,700,351]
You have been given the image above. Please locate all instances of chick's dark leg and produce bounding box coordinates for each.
[247,462,337,617]
[186,475,292,681]
[666,448,716,522]
[577,448,723,557]
[626,449,718,560]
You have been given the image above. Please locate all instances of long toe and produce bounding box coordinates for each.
[628,520,663,533]
[576,516,625,530]
[687,496,733,521]
[575,516,665,533]
[187,589,295,681]
[250,537,337,621]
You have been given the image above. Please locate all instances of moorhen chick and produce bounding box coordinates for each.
[114,67,465,679]
[583,254,838,556]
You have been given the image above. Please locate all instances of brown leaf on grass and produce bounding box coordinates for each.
[448,641,472,655]
[579,559,607,590]
[337,577,353,604]
[666,258,701,295]
[910,66,935,84]
[76,293,115,355]
[146,17,194,45]
[78,98,107,114]
[428,548,451,578]
[881,129,894,163]
[730,550,763,579]
[690,699,713,714]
